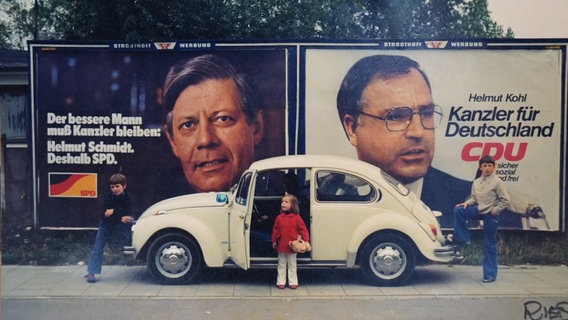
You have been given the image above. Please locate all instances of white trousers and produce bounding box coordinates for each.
[277,252,298,286]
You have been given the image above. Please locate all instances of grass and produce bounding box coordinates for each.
[456,230,568,266]
[1,226,126,266]
[2,225,568,266]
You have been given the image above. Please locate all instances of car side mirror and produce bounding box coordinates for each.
[216,193,228,204]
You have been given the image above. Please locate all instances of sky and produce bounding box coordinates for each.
[488,0,568,38]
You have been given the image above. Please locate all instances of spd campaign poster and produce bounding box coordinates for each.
[30,42,291,228]
[303,40,566,231]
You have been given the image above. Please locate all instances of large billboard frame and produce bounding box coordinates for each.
[29,39,567,232]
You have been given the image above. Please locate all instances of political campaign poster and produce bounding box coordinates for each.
[30,42,290,228]
[303,40,565,231]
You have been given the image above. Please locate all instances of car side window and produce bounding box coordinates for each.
[316,171,376,202]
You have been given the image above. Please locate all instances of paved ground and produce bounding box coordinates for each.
[2,263,568,298]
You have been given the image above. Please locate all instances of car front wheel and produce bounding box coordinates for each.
[147,233,202,285]
[359,232,415,286]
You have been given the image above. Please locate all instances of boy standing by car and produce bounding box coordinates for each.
[453,155,510,283]
[86,173,135,283]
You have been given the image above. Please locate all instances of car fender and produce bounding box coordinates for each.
[345,211,439,267]
[133,212,227,267]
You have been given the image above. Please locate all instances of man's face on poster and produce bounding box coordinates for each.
[166,78,264,193]
[342,68,435,185]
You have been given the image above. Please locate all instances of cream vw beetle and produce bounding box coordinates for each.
[125,155,454,286]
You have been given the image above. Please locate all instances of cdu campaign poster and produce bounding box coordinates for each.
[303,40,565,231]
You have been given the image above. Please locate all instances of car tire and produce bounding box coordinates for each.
[359,232,416,286]
[147,233,202,285]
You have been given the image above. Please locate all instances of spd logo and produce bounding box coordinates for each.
[49,173,98,198]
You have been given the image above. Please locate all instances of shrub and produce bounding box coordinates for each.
[2,226,125,265]
[2,226,568,266]
[459,230,568,265]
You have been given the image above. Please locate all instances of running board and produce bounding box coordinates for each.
[223,259,349,268]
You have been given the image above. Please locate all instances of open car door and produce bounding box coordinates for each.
[228,171,255,269]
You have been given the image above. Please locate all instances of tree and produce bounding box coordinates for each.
[1,0,68,49]
[454,0,515,38]
[0,0,36,49]
[0,21,11,49]
[348,0,513,39]
[0,0,512,49]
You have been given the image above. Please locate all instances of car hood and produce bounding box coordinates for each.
[138,192,230,219]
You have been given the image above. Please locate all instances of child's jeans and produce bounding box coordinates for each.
[454,205,499,280]
[87,220,131,275]
[277,252,298,286]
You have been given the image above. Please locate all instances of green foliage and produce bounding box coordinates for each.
[1,226,129,266]
[0,0,68,49]
[457,230,568,266]
[1,0,513,49]
[2,226,567,266]
[0,22,11,48]
[0,0,34,49]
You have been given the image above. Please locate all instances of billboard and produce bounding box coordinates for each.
[29,40,567,231]
[30,42,292,228]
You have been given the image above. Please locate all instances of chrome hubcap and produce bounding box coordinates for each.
[158,244,190,275]
[372,245,404,276]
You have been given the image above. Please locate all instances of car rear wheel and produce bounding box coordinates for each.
[359,232,415,286]
[147,233,202,285]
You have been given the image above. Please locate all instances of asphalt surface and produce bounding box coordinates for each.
[2,263,568,319]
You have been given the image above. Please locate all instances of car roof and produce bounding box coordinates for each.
[249,154,383,175]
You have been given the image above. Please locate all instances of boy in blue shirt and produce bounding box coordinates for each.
[453,155,510,283]
[86,173,135,283]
